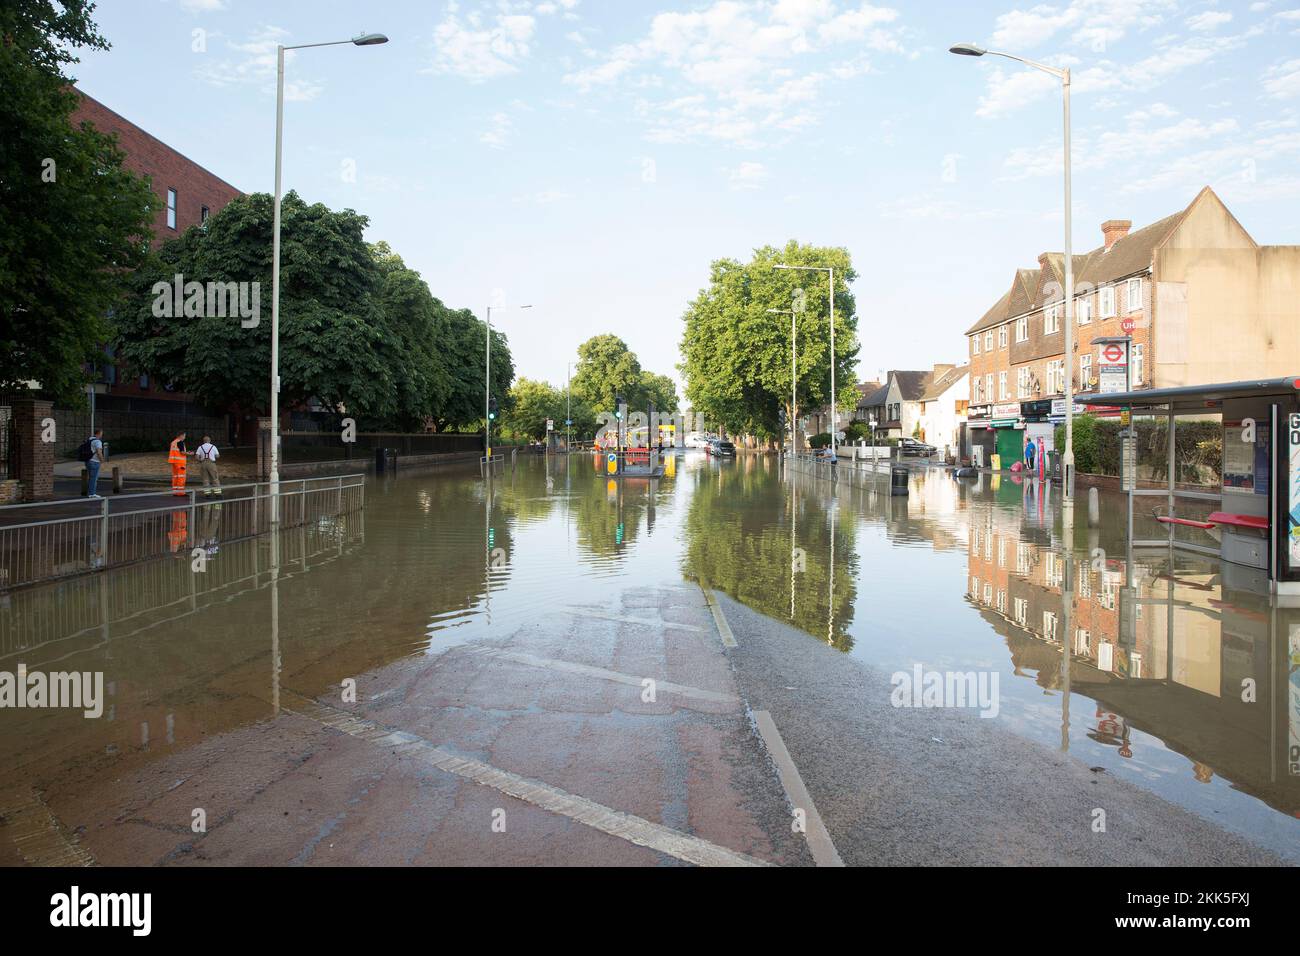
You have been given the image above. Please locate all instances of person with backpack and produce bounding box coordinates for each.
[193,434,222,497]
[79,428,106,498]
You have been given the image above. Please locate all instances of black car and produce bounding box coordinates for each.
[712,439,736,457]
[899,438,937,457]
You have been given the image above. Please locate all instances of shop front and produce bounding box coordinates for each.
[991,402,1024,468]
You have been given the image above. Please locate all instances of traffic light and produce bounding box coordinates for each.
[614,394,624,421]
[488,397,498,421]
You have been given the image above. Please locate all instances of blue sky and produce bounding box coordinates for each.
[75,0,1300,398]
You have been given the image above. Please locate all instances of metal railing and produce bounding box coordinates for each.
[0,475,365,592]
[784,452,895,489]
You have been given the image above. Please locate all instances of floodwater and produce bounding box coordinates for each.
[2,452,1298,862]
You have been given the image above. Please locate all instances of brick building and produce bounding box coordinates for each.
[964,186,1300,468]
[61,91,248,452]
[72,91,244,250]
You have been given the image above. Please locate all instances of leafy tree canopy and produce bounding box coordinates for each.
[679,240,859,441]
[115,193,512,432]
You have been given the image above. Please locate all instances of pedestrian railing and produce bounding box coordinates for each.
[784,452,894,489]
[0,475,365,592]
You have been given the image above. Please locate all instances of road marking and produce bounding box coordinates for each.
[752,710,843,867]
[462,646,739,706]
[567,609,704,632]
[700,587,738,647]
[0,788,96,867]
[284,694,770,868]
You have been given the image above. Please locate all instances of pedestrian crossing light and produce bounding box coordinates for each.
[488,398,498,421]
[614,394,624,421]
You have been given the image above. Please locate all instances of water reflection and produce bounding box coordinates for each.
[2,453,1297,862]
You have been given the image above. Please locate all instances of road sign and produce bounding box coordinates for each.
[1101,343,1127,365]
[546,419,554,432]
[1120,318,1136,333]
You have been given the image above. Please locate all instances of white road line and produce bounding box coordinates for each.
[701,587,738,648]
[462,646,739,705]
[284,695,770,868]
[0,789,96,867]
[566,609,704,632]
[752,710,844,867]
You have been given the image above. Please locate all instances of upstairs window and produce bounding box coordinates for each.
[972,334,981,355]
[1015,316,1028,342]
[1099,286,1116,318]
[1045,303,1061,335]
[1126,277,1143,313]
[998,326,1008,348]
[984,330,993,352]
[1077,295,1092,324]
[166,189,178,230]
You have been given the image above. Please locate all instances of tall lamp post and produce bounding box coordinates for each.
[775,264,837,460]
[485,303,532,461]
[270,32,388,517]
[950,41,1075,498]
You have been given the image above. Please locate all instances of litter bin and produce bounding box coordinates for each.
[891,465,909,496]
[990,453,1001,472]
[1048,450,1061,479]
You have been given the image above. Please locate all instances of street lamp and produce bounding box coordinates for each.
[950,41,1075,498]
[485,303,532,460]
[774,264,838,459]
[270,32,388,517]
[768,307,798,454]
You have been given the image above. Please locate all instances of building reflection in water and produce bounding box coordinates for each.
[964,474,1300,817]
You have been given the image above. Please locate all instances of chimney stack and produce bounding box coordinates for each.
[1101,219,1132,252]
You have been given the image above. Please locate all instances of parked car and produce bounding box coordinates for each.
[685,432,710,449]
[899,438,937,457]
[706,438,736,457]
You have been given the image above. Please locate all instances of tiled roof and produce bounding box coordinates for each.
[920,364,969,401]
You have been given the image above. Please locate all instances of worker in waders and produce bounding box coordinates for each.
[169,430,188,497]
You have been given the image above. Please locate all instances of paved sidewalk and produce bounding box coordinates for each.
[10,585,815,867]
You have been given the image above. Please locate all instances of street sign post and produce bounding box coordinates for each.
[1098,340,1129,395]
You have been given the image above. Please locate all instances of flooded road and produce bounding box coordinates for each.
[2,451,1297,864]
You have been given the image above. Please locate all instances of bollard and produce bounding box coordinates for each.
[1088,486,1100,527]
[113,466,123,494]
[80,468,89,497]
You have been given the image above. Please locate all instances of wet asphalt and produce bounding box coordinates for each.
[714,591,1284,866]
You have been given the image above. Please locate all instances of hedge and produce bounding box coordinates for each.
[1053,414,1221,483]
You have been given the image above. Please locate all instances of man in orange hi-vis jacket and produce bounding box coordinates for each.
[168,430,188,497]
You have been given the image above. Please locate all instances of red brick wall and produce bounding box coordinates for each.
[71,90,244,249]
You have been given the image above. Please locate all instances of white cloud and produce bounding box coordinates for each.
[560,1,906,146]
[432,12,536,81]
[987,0,1176,52]
[195,25,323,101]
[1186,11,1233,32]
[480,112,515,149]
[1264,58,1300,98]
[725,160,768,189]
[181,0,227,12]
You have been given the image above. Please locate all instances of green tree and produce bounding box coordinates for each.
[571,334,644,414]
[503,377,563,441]
[0,0,159,402]
[639,371,680,416]
[433,304,513,432]
[679,240,859,442]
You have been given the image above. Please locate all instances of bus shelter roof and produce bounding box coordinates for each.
[1074,377,1300,413]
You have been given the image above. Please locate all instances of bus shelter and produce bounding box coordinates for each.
[1076,377,1300,596]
